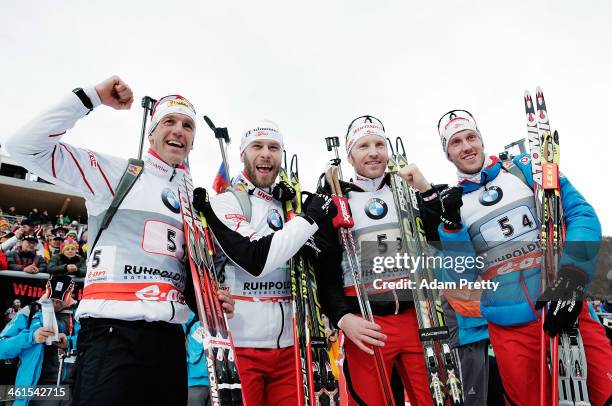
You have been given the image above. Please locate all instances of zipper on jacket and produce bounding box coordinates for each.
[169,167,176,182]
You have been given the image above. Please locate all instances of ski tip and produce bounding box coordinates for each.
[524,90,531,98]
[536,86,544,99]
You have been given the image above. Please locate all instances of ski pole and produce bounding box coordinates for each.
[325,136,343,180]
[56,352,65,387]
[323,154,394,406]
[204,116,231,182]
[138,96,156,159]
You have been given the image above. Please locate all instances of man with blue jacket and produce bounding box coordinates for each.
[406,110,612,405]
[0,275,79,405]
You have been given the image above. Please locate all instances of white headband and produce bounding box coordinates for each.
[345,117,386,154]
[240,120,284,153]
[438,116,483,156]
[148,95,197,135]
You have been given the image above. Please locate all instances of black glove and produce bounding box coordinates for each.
[272,181,296,203]
[193,187,211,213]
[535,266,587,337]
[439,186,463,230]
[303,193,337,227]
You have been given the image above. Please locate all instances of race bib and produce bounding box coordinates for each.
[480,206,537,245]
[142,220,185,260]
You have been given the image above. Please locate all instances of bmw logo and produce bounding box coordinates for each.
[267,209,283,231]
[479,186,503,206]
[364,198,388,220]
[162,188,181,213]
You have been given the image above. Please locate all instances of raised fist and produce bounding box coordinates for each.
[397,163,431,193]
[94,75,134,110]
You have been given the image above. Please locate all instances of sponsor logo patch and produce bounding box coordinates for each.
[267,209,283,231]
[161,188,181,213]
[479,186,503,206]
[364,198,388,220]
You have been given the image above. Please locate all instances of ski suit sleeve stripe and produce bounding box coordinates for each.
[5,87,126,209]
[207,192,318,277]
[51,145,57,178]
[59,143,95,195]
[97,164,115,196]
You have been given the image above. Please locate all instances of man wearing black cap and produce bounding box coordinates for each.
[6,235,47,274]
[19,218,37,238]
[51,226,69,239]
[0,275,80,404]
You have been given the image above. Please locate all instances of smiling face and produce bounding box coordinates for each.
[347,135,389,179]
[241,140,282,188]
[148,113,195,165]
[447,129,485,174]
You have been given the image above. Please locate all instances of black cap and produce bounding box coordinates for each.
[51,226,69,234]
[22,235,38,243]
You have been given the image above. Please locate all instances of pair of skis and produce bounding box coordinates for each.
[280,153,339,406]
[178,174,243,406]
[323,136,395,405]
[323,136,463,405]
[386,138,464,406]
[135,103,242,405]
[524,87,589,406]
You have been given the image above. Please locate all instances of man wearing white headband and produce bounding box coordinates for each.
[313,115,434,405]
[6,75,235,406]
[408,109,612,405]
[147,95,197,166]
[192,119,336,405]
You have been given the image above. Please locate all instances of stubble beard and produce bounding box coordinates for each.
[244,160,279,189]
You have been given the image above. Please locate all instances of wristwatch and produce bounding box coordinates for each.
[72,87,93,114]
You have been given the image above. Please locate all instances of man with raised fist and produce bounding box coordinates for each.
[6,76,234,406]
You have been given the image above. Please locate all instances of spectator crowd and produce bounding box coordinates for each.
[0,207,88,275]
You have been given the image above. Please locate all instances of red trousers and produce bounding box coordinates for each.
[489,303,612,406]
[234,346,298,406]
[342,310,433,406]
